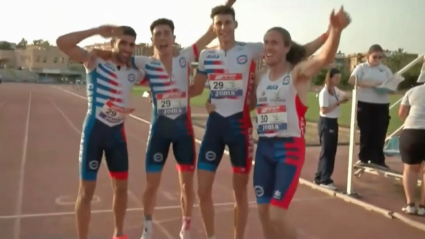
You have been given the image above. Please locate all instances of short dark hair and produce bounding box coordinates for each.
[266,27,307,66]
[150,18,175,34]
[368,44,383,54]
[119,26,137,37]
[210,5,235,20]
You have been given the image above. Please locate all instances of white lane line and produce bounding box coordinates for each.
[0,196,333,220]
[14,92,32,239]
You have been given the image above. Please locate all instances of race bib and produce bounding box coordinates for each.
[156,92,187,116]
[256,105,288,134]
[99,100,134,125]
[208,73,243,99]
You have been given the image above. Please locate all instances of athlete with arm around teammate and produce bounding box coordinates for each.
[189,4,331,239]
[251,8,351,239]
[57,25,144,239]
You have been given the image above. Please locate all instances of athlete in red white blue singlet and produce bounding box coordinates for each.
[57,25,142,239]
[191,4,331,239]
[251,8,351,239]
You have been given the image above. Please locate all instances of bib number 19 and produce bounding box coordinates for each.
[161,100,171,108]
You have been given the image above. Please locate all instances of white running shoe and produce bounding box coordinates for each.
[179,229,191,239]
[320,183,337,191]
[417,205,425,216]
[141,220,153,239]
[402,204,416,215]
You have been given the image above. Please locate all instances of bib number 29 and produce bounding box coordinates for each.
[213,82,224,89]
[161,100,171,108]
[260,115,268,123]
[106,108,117,117]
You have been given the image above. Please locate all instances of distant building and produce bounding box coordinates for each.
[0,45,84,82]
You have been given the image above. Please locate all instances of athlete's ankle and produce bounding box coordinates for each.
[181,216,191,230]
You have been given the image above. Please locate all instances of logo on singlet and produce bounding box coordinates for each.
[237,55,248,64]
[179,57,187,68]
[105,63,115,71]
[128,74,136,82]
[207,54,219,59]
[151,61,161,66]
[266,85,278,90]
[282,75,290,85]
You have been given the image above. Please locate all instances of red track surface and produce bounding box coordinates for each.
[0,83,424,239]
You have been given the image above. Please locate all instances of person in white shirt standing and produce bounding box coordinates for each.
[349,44,393,169]
[314,68,348,190]
[398,82,425,216]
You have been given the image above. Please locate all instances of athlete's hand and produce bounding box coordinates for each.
[148,92,152,103]
[205,102,216,114]
[225,0,236,7]
[96,25,123,38]
[329,6,351,30]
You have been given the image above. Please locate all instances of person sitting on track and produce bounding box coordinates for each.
[398,78,425,216]
[349,44,394,170]
[314,68,349,190]
[190,3,332,238]
[57,25,145,239]
[248,7,350,239]
[91,2,237,238]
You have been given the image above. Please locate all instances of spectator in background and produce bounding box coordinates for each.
[349,44,393,169]
[314,68,349,190]
[398,80,425,216]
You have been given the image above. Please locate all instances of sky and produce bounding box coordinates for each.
[1,0,424,54]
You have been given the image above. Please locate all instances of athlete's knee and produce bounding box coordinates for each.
[269,205,287,224]
[197,171,214,202]
[77,181,96,204]
[232,173,249,204]
[257,204,270,220]
[179,172,194,196]
[144,173,161,195]
[112,179,128,196]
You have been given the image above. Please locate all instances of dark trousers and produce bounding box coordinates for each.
[356,101,390,165]
[315,117,338,184]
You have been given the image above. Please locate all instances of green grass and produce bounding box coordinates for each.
[132,86,403,133]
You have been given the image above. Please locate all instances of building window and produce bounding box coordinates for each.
[36,56,41,62]
[53,57,58,63]
[42,56,47,63]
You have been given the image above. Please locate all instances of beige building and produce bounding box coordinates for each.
[0,45,83,72]
[346,51,418,72]
[83,42,154,56]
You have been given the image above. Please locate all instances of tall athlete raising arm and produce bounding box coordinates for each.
[252,7,351,239]
[92,2,236,239]
[57,26,145,239]
[189,4,331,239]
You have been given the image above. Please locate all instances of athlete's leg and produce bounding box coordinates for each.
[142,122,171,238]
[197,113,225,238]
[227,127,253,239]
[105,124,130,238]
[253,138,276,239]
[172,128,196,238]
[76,121,103,239]
[269,137,306,239]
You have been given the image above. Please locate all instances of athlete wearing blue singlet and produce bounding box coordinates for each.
[57,25,143,239]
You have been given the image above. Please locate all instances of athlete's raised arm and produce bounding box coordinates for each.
[293,7,351,86]
[56,26,122,70]
[303,27,330,57]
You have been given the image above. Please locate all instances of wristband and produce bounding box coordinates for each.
[320,33,328,41]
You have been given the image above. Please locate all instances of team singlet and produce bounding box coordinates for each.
[86,58,144,127]
[256,71,307,138]
[132,45,198,120]
[197,42,264,117]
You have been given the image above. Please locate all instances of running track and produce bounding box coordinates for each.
[0,83,424,239]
